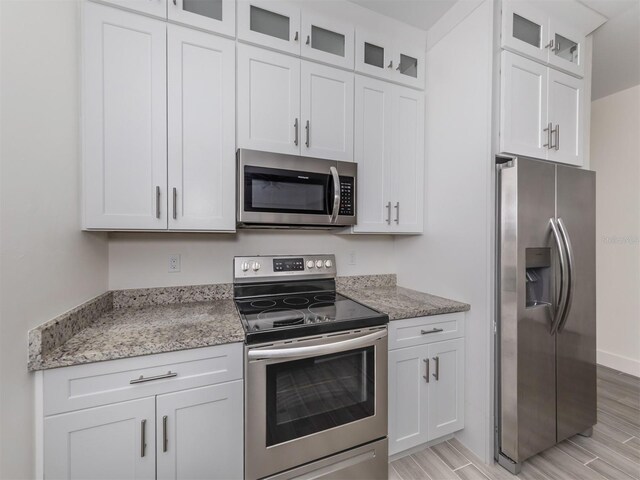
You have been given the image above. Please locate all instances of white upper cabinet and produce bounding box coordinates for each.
[237,44,301,155]
[392,86,424,233]
[500,51,584,166]
[100,0,167,18]
[353,75,424,234]
[500,51,548,160]
[301,12,354,69]
[355,29,425,89]
[82,2,168,230]
[44,397,156,480]
[301,61,354,161]
[168,0,235,37]
[237,1,301,55]
[156,381,243,480]
[547,68,583,166]
[502,1,585,77]
[167,26,236,231]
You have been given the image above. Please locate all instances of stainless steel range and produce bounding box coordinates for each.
[234,254,389,480]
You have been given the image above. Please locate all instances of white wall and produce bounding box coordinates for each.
[109,231,395,289]
[394,0,495,462]
[0,1,109,478]
[590,84,640,377]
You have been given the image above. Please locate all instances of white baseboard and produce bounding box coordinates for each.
[597,349,640,377]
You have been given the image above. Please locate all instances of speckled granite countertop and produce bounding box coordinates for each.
[28,274,468,371]
[340,285,470,321]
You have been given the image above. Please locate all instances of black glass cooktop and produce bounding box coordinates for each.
[235,291,388,344]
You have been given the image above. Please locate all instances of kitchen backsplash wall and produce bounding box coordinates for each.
[108,231,395,289]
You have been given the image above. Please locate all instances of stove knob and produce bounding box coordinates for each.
[315,259,323,268]
[306,260,315,269]
[252,261,261,272]
[324,259,333,268]
[241,261,250,272]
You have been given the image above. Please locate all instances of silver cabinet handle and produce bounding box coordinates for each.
[294,31,298,41]
[162,415,168,453]
[396,60,401,71]
[306,35,310,45]
[140,419,146,457]
[556,218,574,333]
[130,371,177,385]
[543,122,552,148]
[554,124,560,150]
[549,218,568,334]
[423,358,430,383]
[329,166,341,224]
[172,187,177,220]
[394,202,399,224]
[305,120,310,148]
[387,60,393,69]
[432,356,440,381]
[421,328,443,335]
[294,118,299,146]
[545,39,554,50]
[386,202,391,225]
[155,186,161,219]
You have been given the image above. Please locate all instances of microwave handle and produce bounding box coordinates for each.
[329,166,341,224]
[248,330,387,361]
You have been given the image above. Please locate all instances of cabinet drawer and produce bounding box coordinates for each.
[44,343,243,415]
[389,313,464,350]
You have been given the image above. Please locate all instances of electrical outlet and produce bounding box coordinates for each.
[168,254,181,273]
[349,251,357,266]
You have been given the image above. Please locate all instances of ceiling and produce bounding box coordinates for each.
[348,0,457,32]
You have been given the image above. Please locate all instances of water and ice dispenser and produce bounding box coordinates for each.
[525,248,551,308]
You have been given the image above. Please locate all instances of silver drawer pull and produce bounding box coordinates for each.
[421,328,444,335]
[130,371,177,384]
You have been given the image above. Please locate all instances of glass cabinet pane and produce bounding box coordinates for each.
[183,0,222,21]
[311,26,345,57]
[398,54,418,78]
[554,33,579,64]
[513,13,541,48]
[364,42,384,68]
[250,5,290,41]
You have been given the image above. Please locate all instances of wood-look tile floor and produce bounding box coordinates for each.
[389,365,640,480]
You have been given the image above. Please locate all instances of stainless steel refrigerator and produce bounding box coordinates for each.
[495,155,596,474]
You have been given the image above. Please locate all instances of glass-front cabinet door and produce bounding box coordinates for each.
[548,19,584,77]
[502,1,549,64]
[237,0,301,55]
[301,12,354,69]
[392,42,425,89]
[355,29,393,81]
[168,0,235,37]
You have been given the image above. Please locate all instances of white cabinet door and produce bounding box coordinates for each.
[44,398,155,480]
[301,12,354,69]
[391,41,425,89]
[547,69,583,166]
[156,381,244,480]
[237,44,301,155]
[355,29,393,81]
[426,339,465,440]
[168,25,236,231]
[502,1,549,64]
[392,86,424,233]
[237,0,301,55]
[388,345,429,455]
[82,2,167,230]
[500,51,549,160]
[168,0,235,37]
[548,19,585,77]
[100,0,167,18]
[301,61,353,161]
[353,75,393,233]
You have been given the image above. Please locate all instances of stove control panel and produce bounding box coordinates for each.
[234,254,337,283]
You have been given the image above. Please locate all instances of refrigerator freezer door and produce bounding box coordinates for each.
[555,165,597,442]
[499,158,558,463]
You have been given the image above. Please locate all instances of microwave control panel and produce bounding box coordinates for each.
[339,177,354,216]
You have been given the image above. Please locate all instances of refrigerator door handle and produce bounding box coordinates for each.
[556,218,575,333]
[549,218,569,334]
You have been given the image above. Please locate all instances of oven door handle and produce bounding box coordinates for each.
[248,330,386,361]
[329,166,341,224]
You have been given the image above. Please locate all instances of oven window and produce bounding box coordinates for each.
[266,347,375,446]
[244,166,332,215]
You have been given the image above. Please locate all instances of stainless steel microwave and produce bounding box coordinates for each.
[237,149,357,228]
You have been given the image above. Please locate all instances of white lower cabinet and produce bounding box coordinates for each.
[388,315,465,456]
[42,344,244,480]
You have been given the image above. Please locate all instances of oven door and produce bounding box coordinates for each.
[245,328,388,480]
